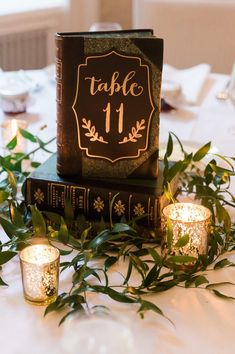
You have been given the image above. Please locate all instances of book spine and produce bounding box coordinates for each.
[26,177,162,228]
[55,35,64,175]
[55,35,83,176]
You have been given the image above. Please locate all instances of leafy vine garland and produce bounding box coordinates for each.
[0,128,235,325]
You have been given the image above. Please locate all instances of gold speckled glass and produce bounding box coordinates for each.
[20,244,60,305]
[162,203,211,258]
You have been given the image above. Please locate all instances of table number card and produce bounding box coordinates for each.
[56,30,163,178]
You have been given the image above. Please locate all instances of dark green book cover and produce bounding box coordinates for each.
[56,30,163,179]
[25,154,171,228]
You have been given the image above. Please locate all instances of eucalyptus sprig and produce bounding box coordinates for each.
[0,130,235,324]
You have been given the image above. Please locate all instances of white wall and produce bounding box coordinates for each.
[65,0,132,32]
[65,0,100,31]
[99,0,132,29]
[133,0,235,73]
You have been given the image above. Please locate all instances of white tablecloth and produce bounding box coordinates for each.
[0,70,235,354]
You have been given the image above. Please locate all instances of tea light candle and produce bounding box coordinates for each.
[2,118,27,153]
[19,244,60,305]
[162,202,211,258]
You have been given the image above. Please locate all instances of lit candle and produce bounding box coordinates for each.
[19,244,60,305]
[162,202,211,259]
[2,118,27,153]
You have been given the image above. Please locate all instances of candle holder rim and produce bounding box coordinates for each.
[19,244,60,265]
[162,202,212,223]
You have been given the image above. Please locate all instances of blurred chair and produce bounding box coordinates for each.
[133,0,235,73]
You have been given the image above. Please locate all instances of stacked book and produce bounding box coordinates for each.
[25,29,166,230]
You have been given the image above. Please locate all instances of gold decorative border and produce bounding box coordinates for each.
[69,186,87,211]
[72,50,155,163]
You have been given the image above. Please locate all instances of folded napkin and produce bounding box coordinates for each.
[162,63,211,105]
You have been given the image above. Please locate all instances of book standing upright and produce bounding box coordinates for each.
[55,30,163,179]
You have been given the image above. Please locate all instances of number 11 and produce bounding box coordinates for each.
[103,103,124,134]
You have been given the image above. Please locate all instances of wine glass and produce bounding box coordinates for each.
[89,22,122,32]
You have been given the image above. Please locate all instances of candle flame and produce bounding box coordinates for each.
[11,119,19,137]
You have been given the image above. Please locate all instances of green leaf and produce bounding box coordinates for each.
[206,282,235,289]
[0,216,19,239]
[193,142,211,162]
[212,289,235,301]
[209,163,235,177]
[166,133,173,157]
[147,248,162,266]
[0,190,9,203]
[80,226,92,247]
[0,276,8,286]
[44,295,64,316]
[43,211,61,226]
[31,161,41,168]
[58,217,69,244]
[89,285,136,304]
[64,199,74,223]
[123,259,133,285]
[7,169,17,195]
[112,223,135,234]
[169,132,185,155]
[72,265,88,285]
[137,298,174,324]
[18,128,37,142]
[104,256,118,271]
[215,201,231,230]
[167,161,185,181]
[30,205,46,237]
[195,275,209,287]
[185,275,198,288]
[6,136,17,150]
[143,264,160,287]
[56,247,73,256]
[59,308,84,326]
[61,294,85,305]
[174,234,189,248]
[167,255,197,264]
[137,299,164,317]
[213,153,234,170]
[130,253,148,272]
[214,258,233,269]
[88,229,111,250]
[10,204,25,227]
[0,251,17,265]
[166,217,173,249]
[150,279,179,292]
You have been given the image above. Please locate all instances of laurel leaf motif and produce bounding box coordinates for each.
[119,119,146,144]
[81,117,108,144]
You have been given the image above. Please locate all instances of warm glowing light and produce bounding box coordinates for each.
[20,244,60,305]
[162,203,211,259]
[2,118,27,153]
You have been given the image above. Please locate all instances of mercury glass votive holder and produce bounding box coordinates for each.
[19,244,60,305]
[162,203,211,259]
